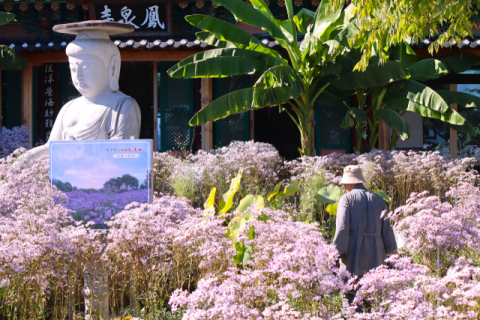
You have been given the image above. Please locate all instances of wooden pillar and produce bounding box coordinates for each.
[249,111,255,141]
[0,71,2,131]
[450,84,458,159]
[201,78,213,151]
[153,62,158,151]
[378,120,389,151]
[21,65,33,147]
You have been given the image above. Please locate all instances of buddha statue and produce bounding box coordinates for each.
[23,21,141,162]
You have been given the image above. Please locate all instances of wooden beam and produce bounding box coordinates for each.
[450,84,458,159]
[19,49,202,65]
[201,78,213,151]
[21,65,33,147]
[378,120,389,151]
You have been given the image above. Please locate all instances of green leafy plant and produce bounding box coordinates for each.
[267,179,303,210]
[202,169,265,267]
[338,42,480,151]
[299,172,329,222]
[203,169,244,216]
[317,184,343,216]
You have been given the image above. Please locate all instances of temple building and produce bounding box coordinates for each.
[1,0,480,159]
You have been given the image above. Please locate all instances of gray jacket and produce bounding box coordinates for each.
[332,184,397,276]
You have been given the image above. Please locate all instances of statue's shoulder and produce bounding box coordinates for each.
[115,92,140,113]
[59,96,82,115]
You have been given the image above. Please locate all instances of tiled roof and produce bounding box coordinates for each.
[3,37,480,53]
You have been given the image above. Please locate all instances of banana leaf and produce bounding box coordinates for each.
[436,90,480,109]
[169,56,267,79]
[190,88,256,126]
[390,41,417,69]
[0,12,14,26]
[388,80,450,113]
[312,0,343,41]
[186,15,254,48]
[406,100,466,126]
[331,61,406,89]
[407,59,449,82]
[317,91,346,105]
[438,54,480,74]
[335,20,361,48]
[0,49,28,70]
[254,65,302,93]
[168,48,285,78]
[196,31,234,49]
[375,108,410,140]
[293,8,315,34]
[350,108,369,122]
[213,0,290,43]
[190,81,306,126]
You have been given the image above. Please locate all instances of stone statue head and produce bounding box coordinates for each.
[66,31,121,97]
[53,21,135,98]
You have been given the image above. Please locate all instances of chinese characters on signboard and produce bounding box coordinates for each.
[97,4,167,31]
[43,63,56,142]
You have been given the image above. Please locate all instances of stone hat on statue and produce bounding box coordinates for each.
[53,21,134,68]
[339,165,367,185]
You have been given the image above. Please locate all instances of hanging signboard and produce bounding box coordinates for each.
[96,3,171,36]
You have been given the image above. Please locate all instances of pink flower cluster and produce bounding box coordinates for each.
[0,151,232,318]
[170,207,349,319]
[391,183,480,272]
[346,256,480,319]
[287,150,477,210]
[0,151,105,319]
[157,141,284,206]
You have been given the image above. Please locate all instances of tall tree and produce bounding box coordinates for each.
[329,0,480,71]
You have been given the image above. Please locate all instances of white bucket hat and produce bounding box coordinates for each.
[340,165,366,185]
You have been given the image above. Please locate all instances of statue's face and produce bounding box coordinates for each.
[69,54,110,98]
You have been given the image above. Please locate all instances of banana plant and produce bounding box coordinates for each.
[168,0,408,156]
[337,41,480,151]
[0,12,27,70]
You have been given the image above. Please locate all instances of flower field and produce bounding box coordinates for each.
[1,141,480,319]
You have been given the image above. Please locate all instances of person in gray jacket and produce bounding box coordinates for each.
[332,165,397,311]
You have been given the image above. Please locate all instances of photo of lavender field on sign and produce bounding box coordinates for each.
[50,140,152,225]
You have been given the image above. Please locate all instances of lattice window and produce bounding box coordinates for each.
[3,70,22,129]
[214,76,249,147]
[316,102,350,153]
[158,62,195,151]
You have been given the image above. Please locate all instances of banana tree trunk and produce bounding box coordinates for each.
[299,106,315,157]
